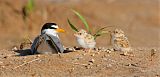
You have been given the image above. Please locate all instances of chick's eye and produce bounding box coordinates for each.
[79,33,82,35]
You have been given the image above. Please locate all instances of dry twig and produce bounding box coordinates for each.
[13,58,39,69]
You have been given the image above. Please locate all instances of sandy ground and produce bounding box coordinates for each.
[0,47,160,77]
[0,0,159,77]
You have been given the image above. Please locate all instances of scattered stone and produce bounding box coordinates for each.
[82,53,87,56]
[125,63,138,67]
[106,64,112,67]
[110,48,114,51]
[95,52,100,54]
[89,59,95,63]
[95,64,100,67]
[35,55,41,58]
[98,47,102,50]
[123,51,128,56]
[94,48,99,51]
[1,66,5,68]
[91,54,95,56]
[0,61,3,64]
[120,51,134,57]
[101,47,106,52]
[151,49,156,56]
[65,47,76,51]
[88,62,93,65]
[11,46,18,51]
[74,46,82,50]
[106,49,112,53]
[3,56,8,59]
[85,65,90,69]
[72,56,83,61]
[84,64,93,69]
[102,54,108,58]
[138,48,143,51]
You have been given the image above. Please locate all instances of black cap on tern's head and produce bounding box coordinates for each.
[41,23,65,34]
[41,23,58,32]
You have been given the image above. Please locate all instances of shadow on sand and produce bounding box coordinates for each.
[14,49,75,56]
[15,49,32,56]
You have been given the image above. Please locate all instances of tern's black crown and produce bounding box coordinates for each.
[41,23,57,31]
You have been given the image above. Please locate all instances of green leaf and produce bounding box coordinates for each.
[93,31,109,39]
[96,26,111,34]
[25,0,34,15]
[94,26,113,35]
[67,18,79,32]
[23,0,34,20]
[93,26,113,39]
[72,10,91,34]
[27,0,34,11]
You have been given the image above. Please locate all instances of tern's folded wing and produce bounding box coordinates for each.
[46,34,64,53]
[31,35,41,54]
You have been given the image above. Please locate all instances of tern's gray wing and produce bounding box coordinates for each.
[46,34,64,53]
[31,35,41,54]
[31,34,64,54]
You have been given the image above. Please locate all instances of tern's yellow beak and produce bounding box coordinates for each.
[56,28,65,33]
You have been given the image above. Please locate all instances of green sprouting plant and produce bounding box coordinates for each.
[72,10,91,34]
[67,19,78,32]
[22,0,35,20]
[67,10,111,40]
[93,26,112,39]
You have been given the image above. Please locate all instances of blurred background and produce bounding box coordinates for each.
[0,0,159,49]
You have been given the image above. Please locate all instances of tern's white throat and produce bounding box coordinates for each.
[41,29,59,38]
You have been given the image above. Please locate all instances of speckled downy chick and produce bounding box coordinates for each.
[111,29,131,53]
[74,29,96,49]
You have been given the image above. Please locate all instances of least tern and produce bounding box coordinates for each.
[31,23,65,54]
[111,29,131,53]
[74,29,96,49]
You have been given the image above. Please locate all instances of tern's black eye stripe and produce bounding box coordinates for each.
[50,27,57,29]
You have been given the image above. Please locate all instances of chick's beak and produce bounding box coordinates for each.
[56,28,65,33]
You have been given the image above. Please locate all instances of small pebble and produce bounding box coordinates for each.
[95,52,100,54]
[66,47,75,51]
[0,61,3,64]
[95,64,100,67]
[106,49,112,53]
[3,56,8,59]
[94,48,98,51]
[107,64,112,67]
[91,54,95,56]
[1,66,5,68]
[11,47,18,51]
[36,55,41,58]
[88,62,93,65]
[151,49,156,56]
[85,65,90,69]
[82,53,86,56]
[74,46,81,50]
[89,59,95,63]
